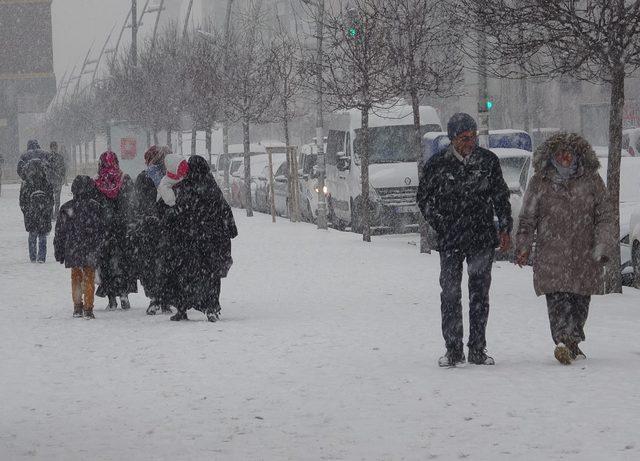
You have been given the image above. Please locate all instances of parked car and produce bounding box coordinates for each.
[251,154,287,214]
[623,128,640,157]
[324,102,443,234]
[229,158,245,208]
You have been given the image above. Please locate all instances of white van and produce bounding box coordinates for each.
[324,103,442,233]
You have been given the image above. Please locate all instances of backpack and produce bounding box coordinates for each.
[30,189,49,215]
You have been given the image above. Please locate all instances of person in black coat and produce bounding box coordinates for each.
[129,164,172,315]
[19,158,54,263]
[54,176,106,318]
[94,151,137,310]
[48,141,67,219]
[17,140,51,181]
[417,113,512,367]
[166,155,237,322]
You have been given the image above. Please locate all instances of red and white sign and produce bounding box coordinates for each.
[120,137,137,160]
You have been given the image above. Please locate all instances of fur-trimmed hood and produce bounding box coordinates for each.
[532,132,600,174]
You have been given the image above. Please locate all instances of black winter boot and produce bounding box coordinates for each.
[73,303,84,318]
[205,306,219,322]
[170,310,188,321]
[120,295,131,310]
[438,348,466,367]
[84,307,95,319]
[146,300,158,315]
[160,304,173,314]
[468,348,495,365]
[567,342,586,360]
[106,295,118,310]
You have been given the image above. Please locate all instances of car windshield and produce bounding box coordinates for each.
[500,156,528,187]
[355,124,441,164]
[489,132,532,151]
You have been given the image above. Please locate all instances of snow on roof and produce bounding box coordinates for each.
[336,103,442,130]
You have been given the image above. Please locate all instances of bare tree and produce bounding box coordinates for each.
[182,27,225,162]
[320,0,397,242]
[270,19,306,221]
[379,0,463,252]
[454,0,640,291]
[223,0,276,217]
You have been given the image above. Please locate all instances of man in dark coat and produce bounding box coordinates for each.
[19,159,54,262]
[17,140,50,181]
[417,113,512,367]
[167,155,237,322]
[48,141,66,218]
[54,176,106,318]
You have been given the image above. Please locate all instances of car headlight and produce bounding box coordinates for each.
[315,184,329,195]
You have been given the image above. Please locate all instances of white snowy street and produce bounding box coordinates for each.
[1,182,640,460]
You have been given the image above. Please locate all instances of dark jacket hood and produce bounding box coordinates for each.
[71,175,96,199]
[533,132,600,174]
[186,155,211,181]
[27,139,40,151]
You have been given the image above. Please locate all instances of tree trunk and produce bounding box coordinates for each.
[361,106,371,242]
[283,100,295,221]
[243,117,253,217]
[411,88,430,254]
[315,0,327,230]
[191,125,197,155]
[206,127,212,164]
[166,129,172,149]
[605,62,625,293]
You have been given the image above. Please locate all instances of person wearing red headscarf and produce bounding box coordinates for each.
[95,151,137,310]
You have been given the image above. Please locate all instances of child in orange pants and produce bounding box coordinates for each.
[54,176,105,319]
[71,267,96,317]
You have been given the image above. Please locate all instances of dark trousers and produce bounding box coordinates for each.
[545,292,590,345]
[52,184,62,219]
[28,232,47,262]
[439,248,494,352]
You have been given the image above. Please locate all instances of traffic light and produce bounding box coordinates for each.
[479,97,494,112]
[345,7,363,43]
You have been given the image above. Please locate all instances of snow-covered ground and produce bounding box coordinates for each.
[1,183,639,460]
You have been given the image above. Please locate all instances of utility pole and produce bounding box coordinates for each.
[183,0,195,39]
[131,0,138,66]
[222,0,235,198]
[477,30,489,148]
[314,0,327,229]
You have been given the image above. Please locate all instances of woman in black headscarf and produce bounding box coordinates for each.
[168,155,237,321]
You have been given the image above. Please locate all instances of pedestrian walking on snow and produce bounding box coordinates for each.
[17,139,50,181]
[19,158,54,263]
[48,141,66,219]
[155,152,190,315]
[54,176,106,319]
[129,145,172,315]
[165,155,237,322]
[94,151,137,310]
[417,113,512,367]
[515,132,615,365]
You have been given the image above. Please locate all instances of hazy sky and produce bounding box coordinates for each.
[51,0,131,80]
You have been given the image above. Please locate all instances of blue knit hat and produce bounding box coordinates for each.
[447,113,477,140]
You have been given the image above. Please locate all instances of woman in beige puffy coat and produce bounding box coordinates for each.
[515,132,615,365]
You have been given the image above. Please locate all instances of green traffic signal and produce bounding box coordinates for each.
[486,100,493,110]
